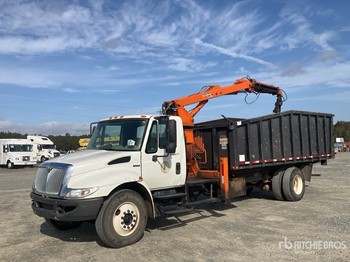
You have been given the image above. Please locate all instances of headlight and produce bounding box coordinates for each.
[64,187,99,198]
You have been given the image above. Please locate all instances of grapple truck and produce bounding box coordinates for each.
[30,78,334,248]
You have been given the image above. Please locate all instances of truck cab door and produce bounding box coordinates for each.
[141,118,186,190]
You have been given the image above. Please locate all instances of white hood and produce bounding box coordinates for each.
[46,149,140,176]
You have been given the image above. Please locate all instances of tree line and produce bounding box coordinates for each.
[334,121,350,142]
[0,132,89,152]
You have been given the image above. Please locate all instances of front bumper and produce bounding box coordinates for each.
[30,192,103,221]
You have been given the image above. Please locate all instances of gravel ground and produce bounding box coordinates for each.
[0,153,349,262]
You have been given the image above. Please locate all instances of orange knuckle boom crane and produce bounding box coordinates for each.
[162,77,284,179]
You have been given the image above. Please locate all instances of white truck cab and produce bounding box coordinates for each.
[27,135,60,162]
[0,139,37,168]
[31,115,186,247]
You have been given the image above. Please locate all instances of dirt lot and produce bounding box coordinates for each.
[0,153,349,262]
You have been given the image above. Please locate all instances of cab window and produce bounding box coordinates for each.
[146,121,158,153]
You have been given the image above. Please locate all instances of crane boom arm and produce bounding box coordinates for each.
[162,77,283,129]
[162,77,284,178]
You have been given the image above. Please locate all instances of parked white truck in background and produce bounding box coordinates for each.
[0,139,37,168]
[27,135,60,162]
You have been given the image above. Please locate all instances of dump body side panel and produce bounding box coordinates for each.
[194,111,334,172]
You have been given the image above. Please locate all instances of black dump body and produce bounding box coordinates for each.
[194,110,334,173]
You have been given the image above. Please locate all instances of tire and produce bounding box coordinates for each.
[41,156,46,163]
[272,170,286,201]
[95,190,147,248]
[246,187,254,196]
[7,161,14,169]
[45,219,83,230]
[282,167,305,201]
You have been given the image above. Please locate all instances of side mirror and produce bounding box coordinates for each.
[166,120,177,154]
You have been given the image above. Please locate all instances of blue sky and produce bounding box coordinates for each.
[0,0,349,135]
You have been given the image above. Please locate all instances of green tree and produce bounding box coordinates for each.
[334,121,350,142]
[0,132,26,139]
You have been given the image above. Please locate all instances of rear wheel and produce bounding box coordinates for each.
[272,170,285,200]
[282,167,305,201]
[40,156,46,163]
[95,190,147,248]
[45,219,83,230]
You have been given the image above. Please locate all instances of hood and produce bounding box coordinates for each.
[45,149,139,176]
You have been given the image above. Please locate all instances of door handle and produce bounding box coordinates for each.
[176,162,181,174]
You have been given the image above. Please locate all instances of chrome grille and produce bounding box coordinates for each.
[35,165,67,195]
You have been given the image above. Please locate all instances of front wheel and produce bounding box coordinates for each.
[45,219,83,230]
[95,190,147,248]
[7,161,14,169]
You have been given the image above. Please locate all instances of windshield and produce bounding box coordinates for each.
[87,119,148,151]
[42,144,55,150]
[9,144,33,152]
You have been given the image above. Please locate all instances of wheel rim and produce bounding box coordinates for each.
[293,175,303,195]
[7,162,12,168]
[112,202,139,237]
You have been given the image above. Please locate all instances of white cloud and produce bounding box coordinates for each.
[63,88,80,93]
[194,38,275,67]
[91,89,121,94]
[0,67,62,88]
[288,91,350,102]
[209,5,262,48]
[168,57,216,72]
[0,0,347,103]
[279,4,336,51]
[36,121,89,135]
[0,1,98,54]
[0,120,17,131]
[0,119,89,135]
[244,60,350,94]
[0,0,339,70]
[108,66,118,71]
[78,55,95,60]
[0,36,87,54]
